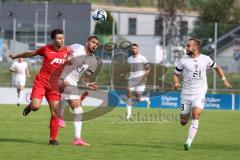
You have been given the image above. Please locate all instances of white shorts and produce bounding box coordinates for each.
[180,93,206,115]
[128,78,146,94]
[62,94,80,100]
[61,83,80,100]
[13,76,26,88]
[129,85,146,94]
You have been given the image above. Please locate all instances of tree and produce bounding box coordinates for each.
[190,0,240,42]
[94,11,117,35]
[156,0,188,45]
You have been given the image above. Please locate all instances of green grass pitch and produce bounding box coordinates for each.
[0,105,240,160]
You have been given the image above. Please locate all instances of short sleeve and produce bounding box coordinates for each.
[85,58,97,76]
[206,56,217,69]
[36,46,46,56]
[10,62,17,70]
[174,59,184,75]
[142,56,149,67]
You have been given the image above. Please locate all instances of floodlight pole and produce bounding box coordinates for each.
[111,20,116,90]
[213,22,218,94]
[44,1,48,44]
[13,18,16,54]
[35,9,43,49]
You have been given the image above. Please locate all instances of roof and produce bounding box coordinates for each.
[92,4,199,17]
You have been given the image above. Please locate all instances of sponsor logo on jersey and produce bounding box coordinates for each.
[50,58,65,64]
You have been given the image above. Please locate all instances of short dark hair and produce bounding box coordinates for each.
[87,35,99,41]
[51,29,64,40]
[188,38,201,50]
[132,43,138,47]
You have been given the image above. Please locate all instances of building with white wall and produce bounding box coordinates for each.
[91,4,199,63]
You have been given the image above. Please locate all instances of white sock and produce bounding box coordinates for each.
[127,98,132,106]
[73,107,83,139]
[18,90,23,102]
[127,105,132,117]
[186,119,199,145]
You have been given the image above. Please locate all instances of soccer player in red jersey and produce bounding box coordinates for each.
[10,29,71,145]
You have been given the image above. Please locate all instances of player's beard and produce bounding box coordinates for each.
[132,51,137,56]
[89,46,96,53]
[186,50,194,56]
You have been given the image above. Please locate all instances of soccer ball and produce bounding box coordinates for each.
[92,9,107,23]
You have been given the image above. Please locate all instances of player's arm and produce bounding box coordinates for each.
[25,67,31,78]
[10,50,37,59]
[173,59,183,90]
[82,73,98,90]
[82,70,98,90]
[142,63,150,82]
[9,62,16,72]
[214,65,232,88]
[172,73,181,90]
[9,65,15,72]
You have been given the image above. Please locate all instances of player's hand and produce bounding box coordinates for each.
[173,83,180,90]
[28,74,31,78]
[88,82,98,90]
[223,79,232,88]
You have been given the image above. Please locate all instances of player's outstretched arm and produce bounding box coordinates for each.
[10,50,37,59]
[214,65,232,88]
[82,74,98,90]
[172,73,181,90]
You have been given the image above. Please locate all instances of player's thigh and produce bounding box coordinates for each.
[180,98,191,115]
[68,99,81,110]
[48,100,60,116]
[180,98,191,125]
[127,88,133,98]
[30,80,45,101]
[18,84,25,90]
[13,79,20,88]
[191,96,205,119]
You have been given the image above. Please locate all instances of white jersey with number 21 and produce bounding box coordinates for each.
[174,54,216,96]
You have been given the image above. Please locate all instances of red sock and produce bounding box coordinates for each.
[50,116,60,141]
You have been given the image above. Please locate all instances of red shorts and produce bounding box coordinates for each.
[30,76,60,102]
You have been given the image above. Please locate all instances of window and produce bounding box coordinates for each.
[155,17,163,35]
[128,18,136,35]
[180,21,188,37]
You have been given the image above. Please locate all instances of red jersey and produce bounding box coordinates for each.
[36,44,70,83]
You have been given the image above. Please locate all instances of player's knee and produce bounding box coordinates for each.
[192,113,200,119]
[180,119,188,126]
[180,116,189,126]
[31,103,40,111]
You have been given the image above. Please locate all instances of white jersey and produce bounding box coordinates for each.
[174,54,216,96]
[127,54,149,80]
[61,43,97,86]
[10,61,28,78]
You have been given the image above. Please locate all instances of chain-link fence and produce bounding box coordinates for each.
[0,17,239,93]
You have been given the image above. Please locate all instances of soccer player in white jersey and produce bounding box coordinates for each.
[58,36,99,146]
[173,38,232,150]
[10,58,30,106]
[126,43,150,120]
